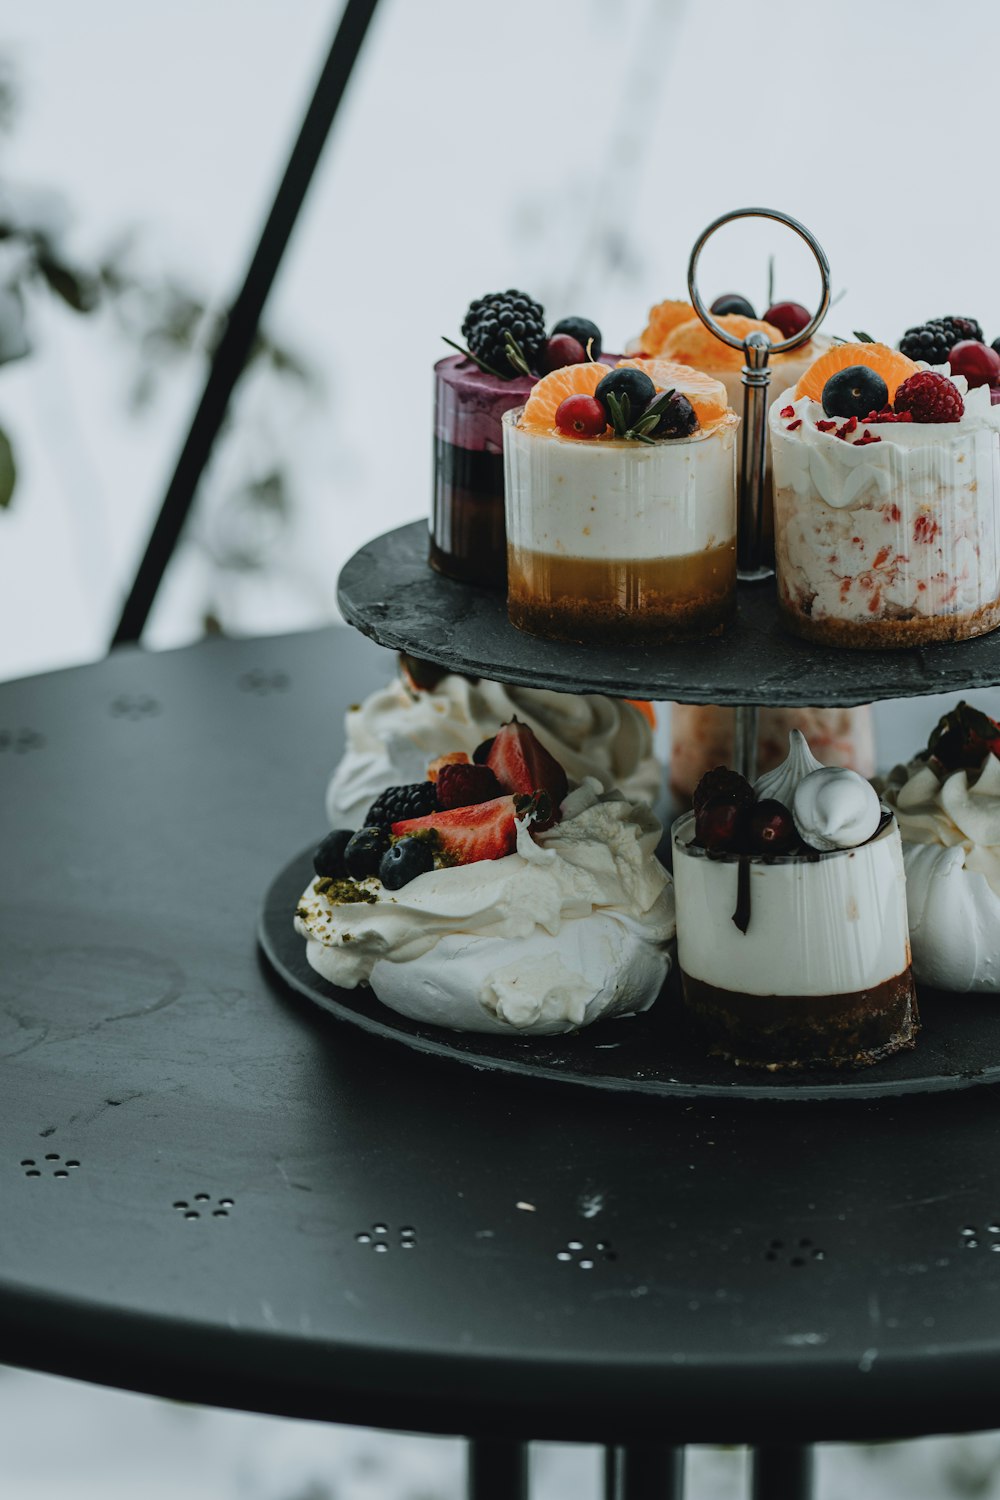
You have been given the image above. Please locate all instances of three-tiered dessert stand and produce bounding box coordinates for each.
[261,209,1000,1103]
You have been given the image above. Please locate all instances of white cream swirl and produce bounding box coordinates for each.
[296,781,675,1035]
[792,766,882,851]
[883,753,1000,991]
[326,673,660,827]
[753,728,825,807]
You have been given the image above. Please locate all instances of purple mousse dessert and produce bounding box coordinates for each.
[431,354,534,587]
[432,292,604,588]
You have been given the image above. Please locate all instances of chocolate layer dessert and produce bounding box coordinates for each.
[671,735,919,1070]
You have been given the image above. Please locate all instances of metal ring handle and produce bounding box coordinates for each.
[687,207,831,353]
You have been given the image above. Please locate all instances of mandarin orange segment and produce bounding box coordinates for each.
[521,362,608,433]
[794,342,920,403]
[660,314,786,371]
[616,357,730,427]
[638,299,694,355]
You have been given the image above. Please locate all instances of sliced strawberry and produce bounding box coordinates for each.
[427,751,470,782]
[486,719,568,826]
[392,791,551,866]
[435,761,503,810]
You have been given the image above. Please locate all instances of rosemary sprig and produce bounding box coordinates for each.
[503,329,534,379]
[606,386,675,443]
[440,335,506,379]
[853,329,877,343]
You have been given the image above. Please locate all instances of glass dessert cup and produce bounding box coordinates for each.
[669,704,875,806]
[503,407,738,645]
[430,355,534,588]
[671,810,918,1069]
[770,397,1000,648]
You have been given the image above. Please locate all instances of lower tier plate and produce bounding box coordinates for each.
[260,848,1000,1103]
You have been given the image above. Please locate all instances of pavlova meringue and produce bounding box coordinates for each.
[326,662,660,827]
[882,702,1000,991]
[302,718,675,1035]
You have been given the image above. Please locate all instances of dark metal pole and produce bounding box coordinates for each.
[750,1444,814,1500]
[604,1445,685,1499]
[467,1438,529,1500]
[111,0,381,649]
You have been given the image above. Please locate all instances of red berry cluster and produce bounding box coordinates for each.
[692,767,800,857]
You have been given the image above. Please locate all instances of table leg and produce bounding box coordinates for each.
[604,1444,685,1498]
[467,1438,529,1500]
[750,1444,814,1500]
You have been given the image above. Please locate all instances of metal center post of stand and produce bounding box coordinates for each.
[750,1444,815,1500]
[604,1444,685,1499]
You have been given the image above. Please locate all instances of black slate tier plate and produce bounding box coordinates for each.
[336,521,1000,706]
[260,849,1000,1103]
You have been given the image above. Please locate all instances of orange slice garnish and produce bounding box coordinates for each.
[521,362,608,433]
[637,299,694,355]
[794,342,920,403]
[616,357,730,427]
[626,699,656,727]
[660,315,786,371]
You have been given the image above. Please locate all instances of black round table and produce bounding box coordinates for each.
[2,627,1000,1500]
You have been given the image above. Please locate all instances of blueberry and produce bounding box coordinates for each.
[472,737,495,765]
[551,316,602,359]
[594,368,656,426]
[344,825,391,879]
[646,391,699,439]
[312,829,354,878]
[821,365,889,419]
[711,293,756,318]
[380,837,435,890]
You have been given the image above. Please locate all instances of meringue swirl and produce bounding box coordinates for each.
[792,766,882,851]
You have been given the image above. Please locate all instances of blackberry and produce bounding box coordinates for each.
[900,316,984,365]
[462,289,546,379]
[364,782,438,827]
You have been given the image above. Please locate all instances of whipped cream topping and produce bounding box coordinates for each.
[885,752,1000,897]
[297,781,675,1034]
[771,379,1000,511]
[792,766,882,851]
[753,728,824,806]
[326,672,661,827]
[883,753,1000,991]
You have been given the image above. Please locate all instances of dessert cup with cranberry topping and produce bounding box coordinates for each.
[672,731,918,1068]
[770,343,1000,647]
[503,359,739,644]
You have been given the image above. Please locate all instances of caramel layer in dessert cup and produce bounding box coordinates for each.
[669,703,875,805]
[672,810,918,1069]
[770,383,1000,648]
[503,406,738,644]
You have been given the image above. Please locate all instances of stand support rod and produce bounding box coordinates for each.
[750,1444,814,1500]
[111,0,381,648]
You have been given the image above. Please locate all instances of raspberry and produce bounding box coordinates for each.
[863,408,912,423]
[435,762,503,811]
[893,371,964,424]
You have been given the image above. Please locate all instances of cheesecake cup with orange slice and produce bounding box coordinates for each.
[770,342,1000,648]
[503,358,739,643]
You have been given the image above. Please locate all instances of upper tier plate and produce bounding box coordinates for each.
[338,521,1000,706]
